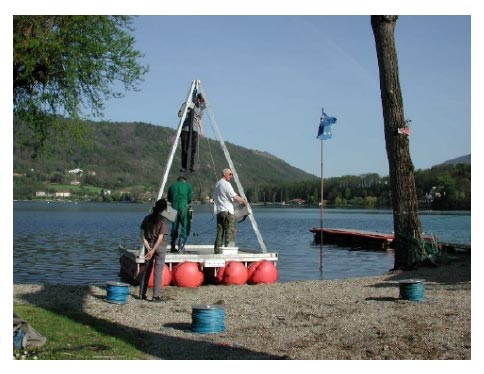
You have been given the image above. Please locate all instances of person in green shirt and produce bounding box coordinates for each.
[167,176,193,253]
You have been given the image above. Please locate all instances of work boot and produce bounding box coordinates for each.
[170,239,177,253]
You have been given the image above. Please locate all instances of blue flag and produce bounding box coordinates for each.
[317,108,337,140]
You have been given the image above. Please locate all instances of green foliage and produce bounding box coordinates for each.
[262,167,469,210]
[13,16,148,154]
[415,163,471,210]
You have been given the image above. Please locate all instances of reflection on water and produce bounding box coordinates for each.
[13,202,470,285]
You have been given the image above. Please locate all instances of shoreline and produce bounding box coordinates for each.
[13,253,471,360]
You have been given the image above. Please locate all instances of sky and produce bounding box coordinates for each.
[94,14,471,178]
[3,2,475,180]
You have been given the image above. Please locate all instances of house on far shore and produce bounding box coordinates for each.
[68,168,83,175]
[54,192,71,198]
[36,191,47,197]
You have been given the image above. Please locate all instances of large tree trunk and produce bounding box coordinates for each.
[371,15,426,269]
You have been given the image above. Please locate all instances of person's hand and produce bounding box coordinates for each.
[145,249,154,260]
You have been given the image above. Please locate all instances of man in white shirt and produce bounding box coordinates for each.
[212,168,248,254]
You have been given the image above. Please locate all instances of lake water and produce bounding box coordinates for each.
[13,201,471,285]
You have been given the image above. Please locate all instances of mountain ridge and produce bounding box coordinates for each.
[13,119,317,200]
[438,154,471,166]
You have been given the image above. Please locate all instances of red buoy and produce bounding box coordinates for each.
[172,262,204,288]
[216,261,248,285]
[247,260,278,284]
[147,264,172,287]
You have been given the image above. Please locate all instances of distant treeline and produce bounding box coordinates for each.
[246,163,471,210]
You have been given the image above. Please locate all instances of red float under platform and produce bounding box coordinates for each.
[248,260,278,284]
[216,261,248,285]
[119,244,278,287]
[172,261,204,288]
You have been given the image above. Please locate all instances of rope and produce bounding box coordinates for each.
[106,282,129,304]
[203,132,219,183]
[191,305,225,334]
[399,281,425,301]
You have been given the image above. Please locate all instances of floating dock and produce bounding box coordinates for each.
[119,245,278,284]
[309,228,436,251]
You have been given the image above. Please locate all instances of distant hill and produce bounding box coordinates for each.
[439,154,471,166]
[13,119,317,200]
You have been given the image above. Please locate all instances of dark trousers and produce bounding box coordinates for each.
[139,245,167,298]
[181,130,198,170]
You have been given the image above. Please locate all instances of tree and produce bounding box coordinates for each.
[371,16,429,269]
[13,16,148,154]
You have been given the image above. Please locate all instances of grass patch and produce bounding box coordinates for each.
[47,184,103,193]
[14,304,151,360]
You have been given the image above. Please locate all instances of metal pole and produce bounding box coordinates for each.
[319,139,323,271]
[138,80,196,258]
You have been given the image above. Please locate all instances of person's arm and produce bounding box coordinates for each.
[140,229,151,254]
[146,232,164,260]
[227,183,248,206]
[178,102,186,118]
[233,194,248,206]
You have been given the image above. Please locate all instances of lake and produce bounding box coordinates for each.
[12,201,471,285]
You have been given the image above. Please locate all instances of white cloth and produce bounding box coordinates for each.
[213,178,237,214]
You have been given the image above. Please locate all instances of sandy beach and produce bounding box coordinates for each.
[13,253,470,360]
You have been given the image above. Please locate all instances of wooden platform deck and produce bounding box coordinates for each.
[310,228,395,250]
[119,245,278,284]
[310,227,471,253]
[309,228,439,251]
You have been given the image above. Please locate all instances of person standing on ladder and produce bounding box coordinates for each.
[178,93,206,172]
[168,176,193,253]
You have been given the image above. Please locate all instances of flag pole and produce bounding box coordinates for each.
[319,138,324,272]
[317,107,336,273]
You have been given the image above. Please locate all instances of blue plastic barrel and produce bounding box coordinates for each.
[106,281,130,304]
[399,279,425,301]
[191,304,225,334]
